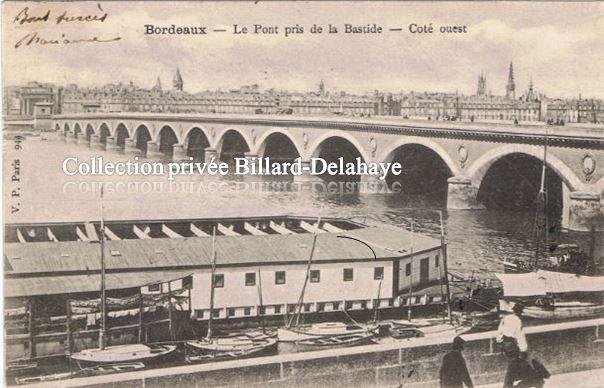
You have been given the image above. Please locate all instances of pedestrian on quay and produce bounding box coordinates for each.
[439,336,474,388]
[502,343,550,388]
[496,302,527,358]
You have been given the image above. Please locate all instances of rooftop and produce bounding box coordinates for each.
[4,216,441,298]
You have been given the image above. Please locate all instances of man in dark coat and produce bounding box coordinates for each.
[440,336,474,388]
[503,343,548,388]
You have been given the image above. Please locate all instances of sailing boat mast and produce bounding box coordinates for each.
[438,210,453,324]
[407,220,414,322]
[534,132,548,269]
[99,187,107,350]
[257,267,266,334]
[287,218,320,329]
[206,227,217,341]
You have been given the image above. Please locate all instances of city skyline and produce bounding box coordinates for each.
[3,2,604,98]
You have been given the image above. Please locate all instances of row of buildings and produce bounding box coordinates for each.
[4,63,603,124]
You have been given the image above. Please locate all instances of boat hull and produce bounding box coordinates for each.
[294,332,375,352]
[523,304,604,320]
[185,334,277,363]
[70,344,177,366]
[277,322,378,342]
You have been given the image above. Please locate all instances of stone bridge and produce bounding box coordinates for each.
[51,113,604,231]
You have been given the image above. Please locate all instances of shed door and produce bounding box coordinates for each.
[420,258,430,284]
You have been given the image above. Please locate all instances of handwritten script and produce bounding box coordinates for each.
[12,3,121,49]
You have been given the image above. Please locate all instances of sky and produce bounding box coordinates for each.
[3,1,604,98]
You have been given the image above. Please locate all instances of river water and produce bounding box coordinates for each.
[4,136,602,279]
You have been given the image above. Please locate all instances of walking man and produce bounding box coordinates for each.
[496,302,527,358]
[440,336,474,388]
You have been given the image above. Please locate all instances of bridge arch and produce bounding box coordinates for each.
[98,123,111,145]
[379,138,460,196]
[307,132,370,182]
[73,123,82,138]
[253,129,303,161]
[214,128,252,161]
[306,131,371,162]
[133,124,152,155]
[157,125,179,158]
[379,138,461,177]
[63,123,70,135]
[467,144,583,192]
[114,123,130,149]
[183,126,211,161]
[85,124,95,141]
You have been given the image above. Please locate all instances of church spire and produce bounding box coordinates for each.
[506,62,516,99]
[173,68,183,92]
[152,76,162,92]
[476,71,486,96]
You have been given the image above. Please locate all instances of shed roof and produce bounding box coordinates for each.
[5,226,439,277]
[4,226,440,298]
[4,270,193,298]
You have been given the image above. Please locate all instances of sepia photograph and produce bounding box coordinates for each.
[2,1,603,387]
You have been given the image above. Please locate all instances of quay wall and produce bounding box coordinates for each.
[30,318,604,388]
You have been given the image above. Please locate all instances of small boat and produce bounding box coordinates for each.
[186,230,277,363]
[523,303,604,320]
[294,331,375,351]
[503,244,597,276]
[384,321,423,339]
[496,270,604,320]
[15,372,73,385]
[502,300,604,320]
[70,343,177,366]
[279,227,378,347]
[70,192,177,367]
[185,331,277,363]
[277,321,378,342]
[6,361,38,376]
[14,362,146,385]
[83,361,146,374]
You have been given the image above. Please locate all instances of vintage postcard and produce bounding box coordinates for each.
[2,1,603,387]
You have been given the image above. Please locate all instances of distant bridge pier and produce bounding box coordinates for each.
[124,139,141,157]
[446,177,485,210]
[90,134,105,150]
[145,141,164,160]
[203,148,219,164]
[72,132,81,145]
[171,144,188,162]
[563,190,603,232]
[106,137,122,153]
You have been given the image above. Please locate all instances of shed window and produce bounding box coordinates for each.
[227,308,235,317]
[343,268,354,281]
[275,271,286,285]
[310,270,320,283]
[213,274,224,288]
[435,254,440,267]
[148,283,160,292]
[245,272,256,286]
[374,267,384,280]
[405,263,411,276]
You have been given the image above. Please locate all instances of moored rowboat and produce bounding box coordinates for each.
[185,331,277,363]
[277,321,378,342]
[294,331,375,351]
[70,343,177,367]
